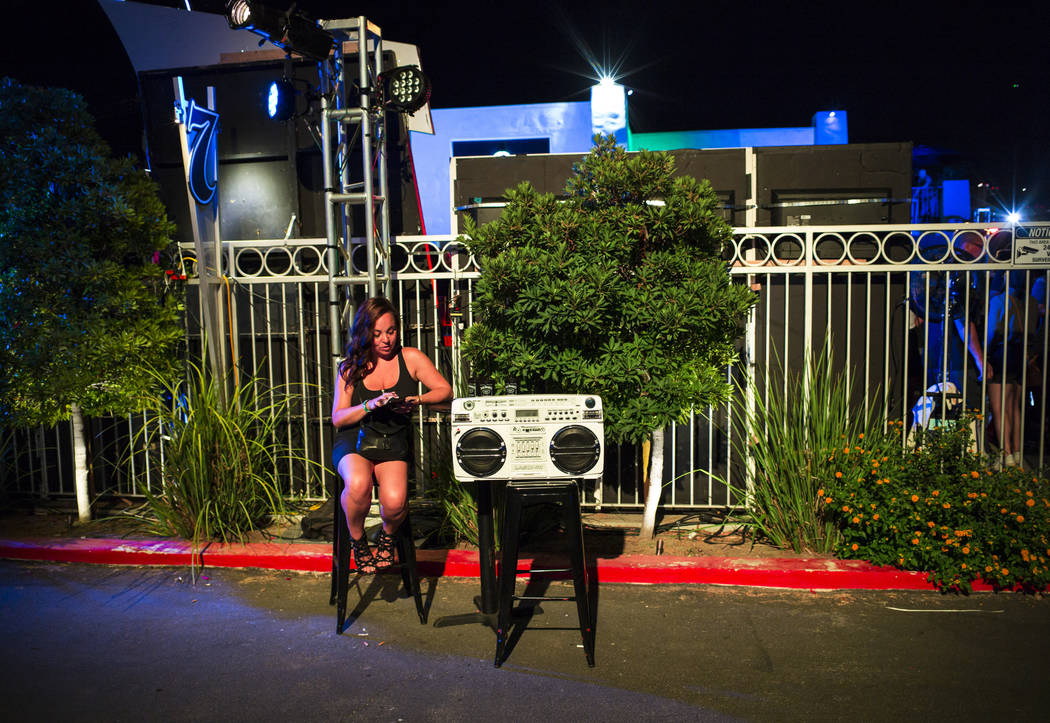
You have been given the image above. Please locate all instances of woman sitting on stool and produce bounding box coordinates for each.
[332,297,452,573]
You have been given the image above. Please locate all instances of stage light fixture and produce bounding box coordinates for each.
[382,65,431,114]
[225,1,335,63]
[267,78,296,120]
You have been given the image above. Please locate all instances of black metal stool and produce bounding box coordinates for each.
[495,479,595,667]
[330,495,427,633]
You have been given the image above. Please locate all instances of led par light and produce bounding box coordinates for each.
[382,65,431,114]
[267,78,296,120]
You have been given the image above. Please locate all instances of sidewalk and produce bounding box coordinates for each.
[0,511,997,591]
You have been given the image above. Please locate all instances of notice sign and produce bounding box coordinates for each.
[1014,225,1050,265]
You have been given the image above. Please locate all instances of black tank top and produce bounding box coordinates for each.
[349,349,416,434]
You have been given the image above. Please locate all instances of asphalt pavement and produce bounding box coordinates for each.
[2,560,1047,722]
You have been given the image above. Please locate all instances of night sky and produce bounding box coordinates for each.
[4,0,1049,214]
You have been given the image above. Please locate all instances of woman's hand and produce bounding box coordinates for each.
[366,391,399,411]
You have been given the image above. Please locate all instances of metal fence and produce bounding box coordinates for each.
[3,223,1047,511]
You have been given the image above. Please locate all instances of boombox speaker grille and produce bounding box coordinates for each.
[455,427,506,478]
[550,425,601,475]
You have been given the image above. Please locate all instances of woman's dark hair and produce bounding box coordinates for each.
[338,297,400,388]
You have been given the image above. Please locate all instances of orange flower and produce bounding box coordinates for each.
[970,470,979,479]
[825,497,833,503]
[842,505,850,512]
[1016,515,1025,523]
[852,516,860,524]
[985,565,993,572]
[1025,498,1035,507]
[927,521,935,528]
[932,490,939,496]
[962,546,970,554]
[858,433,864,439]
[911,494,919,502]
[817,489,825,497]
[942,502,950,509]
[873,513,880,520]
[1001,508,1008,514]
[835,472,842,478]
[911,538,919,545]
[851,543,859,551]
[961,563,967,570]
[1001,568,1009,576]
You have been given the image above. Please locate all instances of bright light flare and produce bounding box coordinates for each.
[1007,211,1021,224]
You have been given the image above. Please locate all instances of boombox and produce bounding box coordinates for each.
[450,395,605,482]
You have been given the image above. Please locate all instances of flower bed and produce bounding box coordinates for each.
[824,420,1050,593]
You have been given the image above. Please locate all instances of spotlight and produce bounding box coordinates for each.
[1007,211,1021,224]
[225,1,334,63]
[382,66,431,114]
[267,78,296,120]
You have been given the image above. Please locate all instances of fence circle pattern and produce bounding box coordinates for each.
[844,231,881,264]
[728,228,1026,267]
[734,235,772,266]
[234,248,264,277]
[263,247,294,276]
[813,233,847,265]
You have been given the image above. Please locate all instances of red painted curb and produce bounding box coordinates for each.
[0,537,1001,591]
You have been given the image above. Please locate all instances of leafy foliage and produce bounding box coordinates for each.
[135,362,303,546]
[0,78,182,427]
[462,136,755,443]
[739,345,893,554]
[826,419,1050,593]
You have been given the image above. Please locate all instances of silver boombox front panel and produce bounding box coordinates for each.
[450,394,605,482]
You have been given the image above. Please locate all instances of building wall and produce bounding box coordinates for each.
[452,143,913,230]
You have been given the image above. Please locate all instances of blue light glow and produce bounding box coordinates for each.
[1007,211,1021,224]
[268,82,279,119]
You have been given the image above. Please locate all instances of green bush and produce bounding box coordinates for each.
[826,419,1050,593]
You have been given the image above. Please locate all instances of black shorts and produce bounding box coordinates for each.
[332,427,412,467]
[987,343,1025,385]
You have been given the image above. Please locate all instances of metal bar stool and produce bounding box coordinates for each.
[494,479,594,667]
[330,491,427,634]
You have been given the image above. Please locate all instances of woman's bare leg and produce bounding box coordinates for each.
[373,460,409,535]
[337,454,375,539]
[1005,383,1022,458]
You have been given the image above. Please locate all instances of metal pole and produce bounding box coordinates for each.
[375,30,392,300]
[323,73,342,367]
[359,16,377,298]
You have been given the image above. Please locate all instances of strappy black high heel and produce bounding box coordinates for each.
[351,534,377,574]
[374,529,397,569]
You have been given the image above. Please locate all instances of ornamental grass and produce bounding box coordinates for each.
[132,361,313,552]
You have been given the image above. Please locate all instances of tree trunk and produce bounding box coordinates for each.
[640,426,664,538]
[71,403,91,523]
